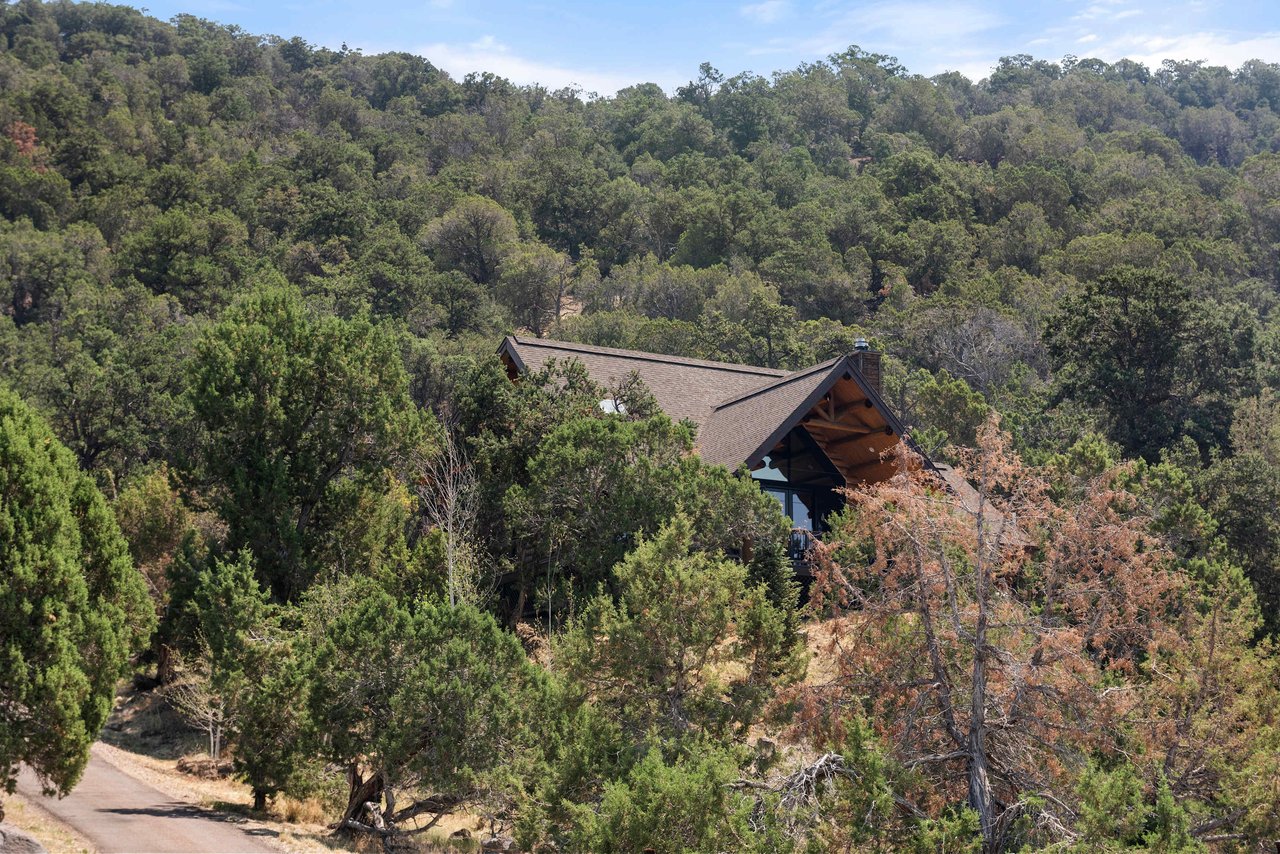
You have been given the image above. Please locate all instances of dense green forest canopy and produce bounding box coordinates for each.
[4,0,1280,848]
[3,0,1278,611]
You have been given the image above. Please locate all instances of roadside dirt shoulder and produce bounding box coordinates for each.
[3,792,96,853]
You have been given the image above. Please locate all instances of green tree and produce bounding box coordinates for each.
[304,579,547,834]
[118,206,251,315]
[345,224,438,322]
[885,367,991,457]
[0,219,108,328]
[528,515,803,852]
[504,410,794,618]
[113,465,196,599]
[1071,764,1203,853]
[420,195,518,285]
[0,386,154,805]
[186,281,430,600]
[6,281,185,477]
[1046,267,1204,459]
[187,552,304,811]
[1199,392,1280,633]
[496,242,572,337]
[560,515,804,748]
[703,275,805,368]
[565,748,783,854]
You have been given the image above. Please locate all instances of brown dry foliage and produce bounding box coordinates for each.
[6,121,47,171]
[791,416,1189,845]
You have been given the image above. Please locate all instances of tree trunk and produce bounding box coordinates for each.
[509,582,528,630]
[253,788,267,812]
[445,524,456,608]
[968,728,996,852]
[970,472,997,853]
[156,643,176,685]
[340,766,385,830]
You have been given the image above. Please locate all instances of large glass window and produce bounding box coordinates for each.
[753,428,842,533]
[762,486,814,531]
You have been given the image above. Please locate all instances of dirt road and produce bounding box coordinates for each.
[15,745,278,853]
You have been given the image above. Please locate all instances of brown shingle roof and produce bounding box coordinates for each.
[696,358,842,468]
[500,336,1002,535]
[499,336,786,425]
[500,337,908,470]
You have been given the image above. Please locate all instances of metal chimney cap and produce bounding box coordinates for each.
[853,337,870,351]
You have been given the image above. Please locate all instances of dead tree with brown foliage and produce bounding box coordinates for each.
[796,417,1184,852]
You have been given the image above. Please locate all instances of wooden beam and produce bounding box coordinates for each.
[806,401,877,430]
[821,427,894,450]
[803,420,877,436]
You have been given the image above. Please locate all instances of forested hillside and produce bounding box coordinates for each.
[3,0,1280,850]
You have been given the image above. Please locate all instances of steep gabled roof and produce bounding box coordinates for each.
[499,336,999,527]
[500,337,906,473]
[498,335,787,425]
[696,358,842,468]
[696,354,908,471]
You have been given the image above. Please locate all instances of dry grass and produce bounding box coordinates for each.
[276,796,328,826]
[800,617,849,686]
[95,680,499,853]
[2,792,96,853]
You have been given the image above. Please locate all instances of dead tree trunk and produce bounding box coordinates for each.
[969,461,997,853]
[339,766,385,832]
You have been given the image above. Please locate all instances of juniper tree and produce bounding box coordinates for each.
[0,386,154,808]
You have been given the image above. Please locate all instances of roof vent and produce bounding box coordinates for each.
[853,337,870,352]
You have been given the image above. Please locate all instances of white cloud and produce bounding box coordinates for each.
[741,0,790,24]
[935,54,1001,83]
[746,1,1001,59]
[853,0,1003,45]
[1077,33,1100,44]
[179,0,249,14]
[1093,29,1280,69]
[418,35,669,95]
[1074,0,1133,21]
[753,1,1003,78]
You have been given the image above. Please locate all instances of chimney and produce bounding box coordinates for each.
[851,337,882,396]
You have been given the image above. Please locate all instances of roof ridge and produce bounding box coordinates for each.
[711,356,846,411]
[510,336,789,377]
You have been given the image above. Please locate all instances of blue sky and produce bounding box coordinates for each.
[132,0,1280,95]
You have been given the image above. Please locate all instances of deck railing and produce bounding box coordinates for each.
[789,528,820,576]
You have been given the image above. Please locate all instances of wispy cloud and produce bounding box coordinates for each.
[745,0,1004,79]
[1045,0,1279,69]
[853,0,1004,45]
[1102,29,1280,68]
[741,0,790,24]
[1074,0,1136,22]
[175,0,249,15]
[417,35,671,95]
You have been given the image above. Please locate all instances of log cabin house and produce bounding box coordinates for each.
[498,335,976,575]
